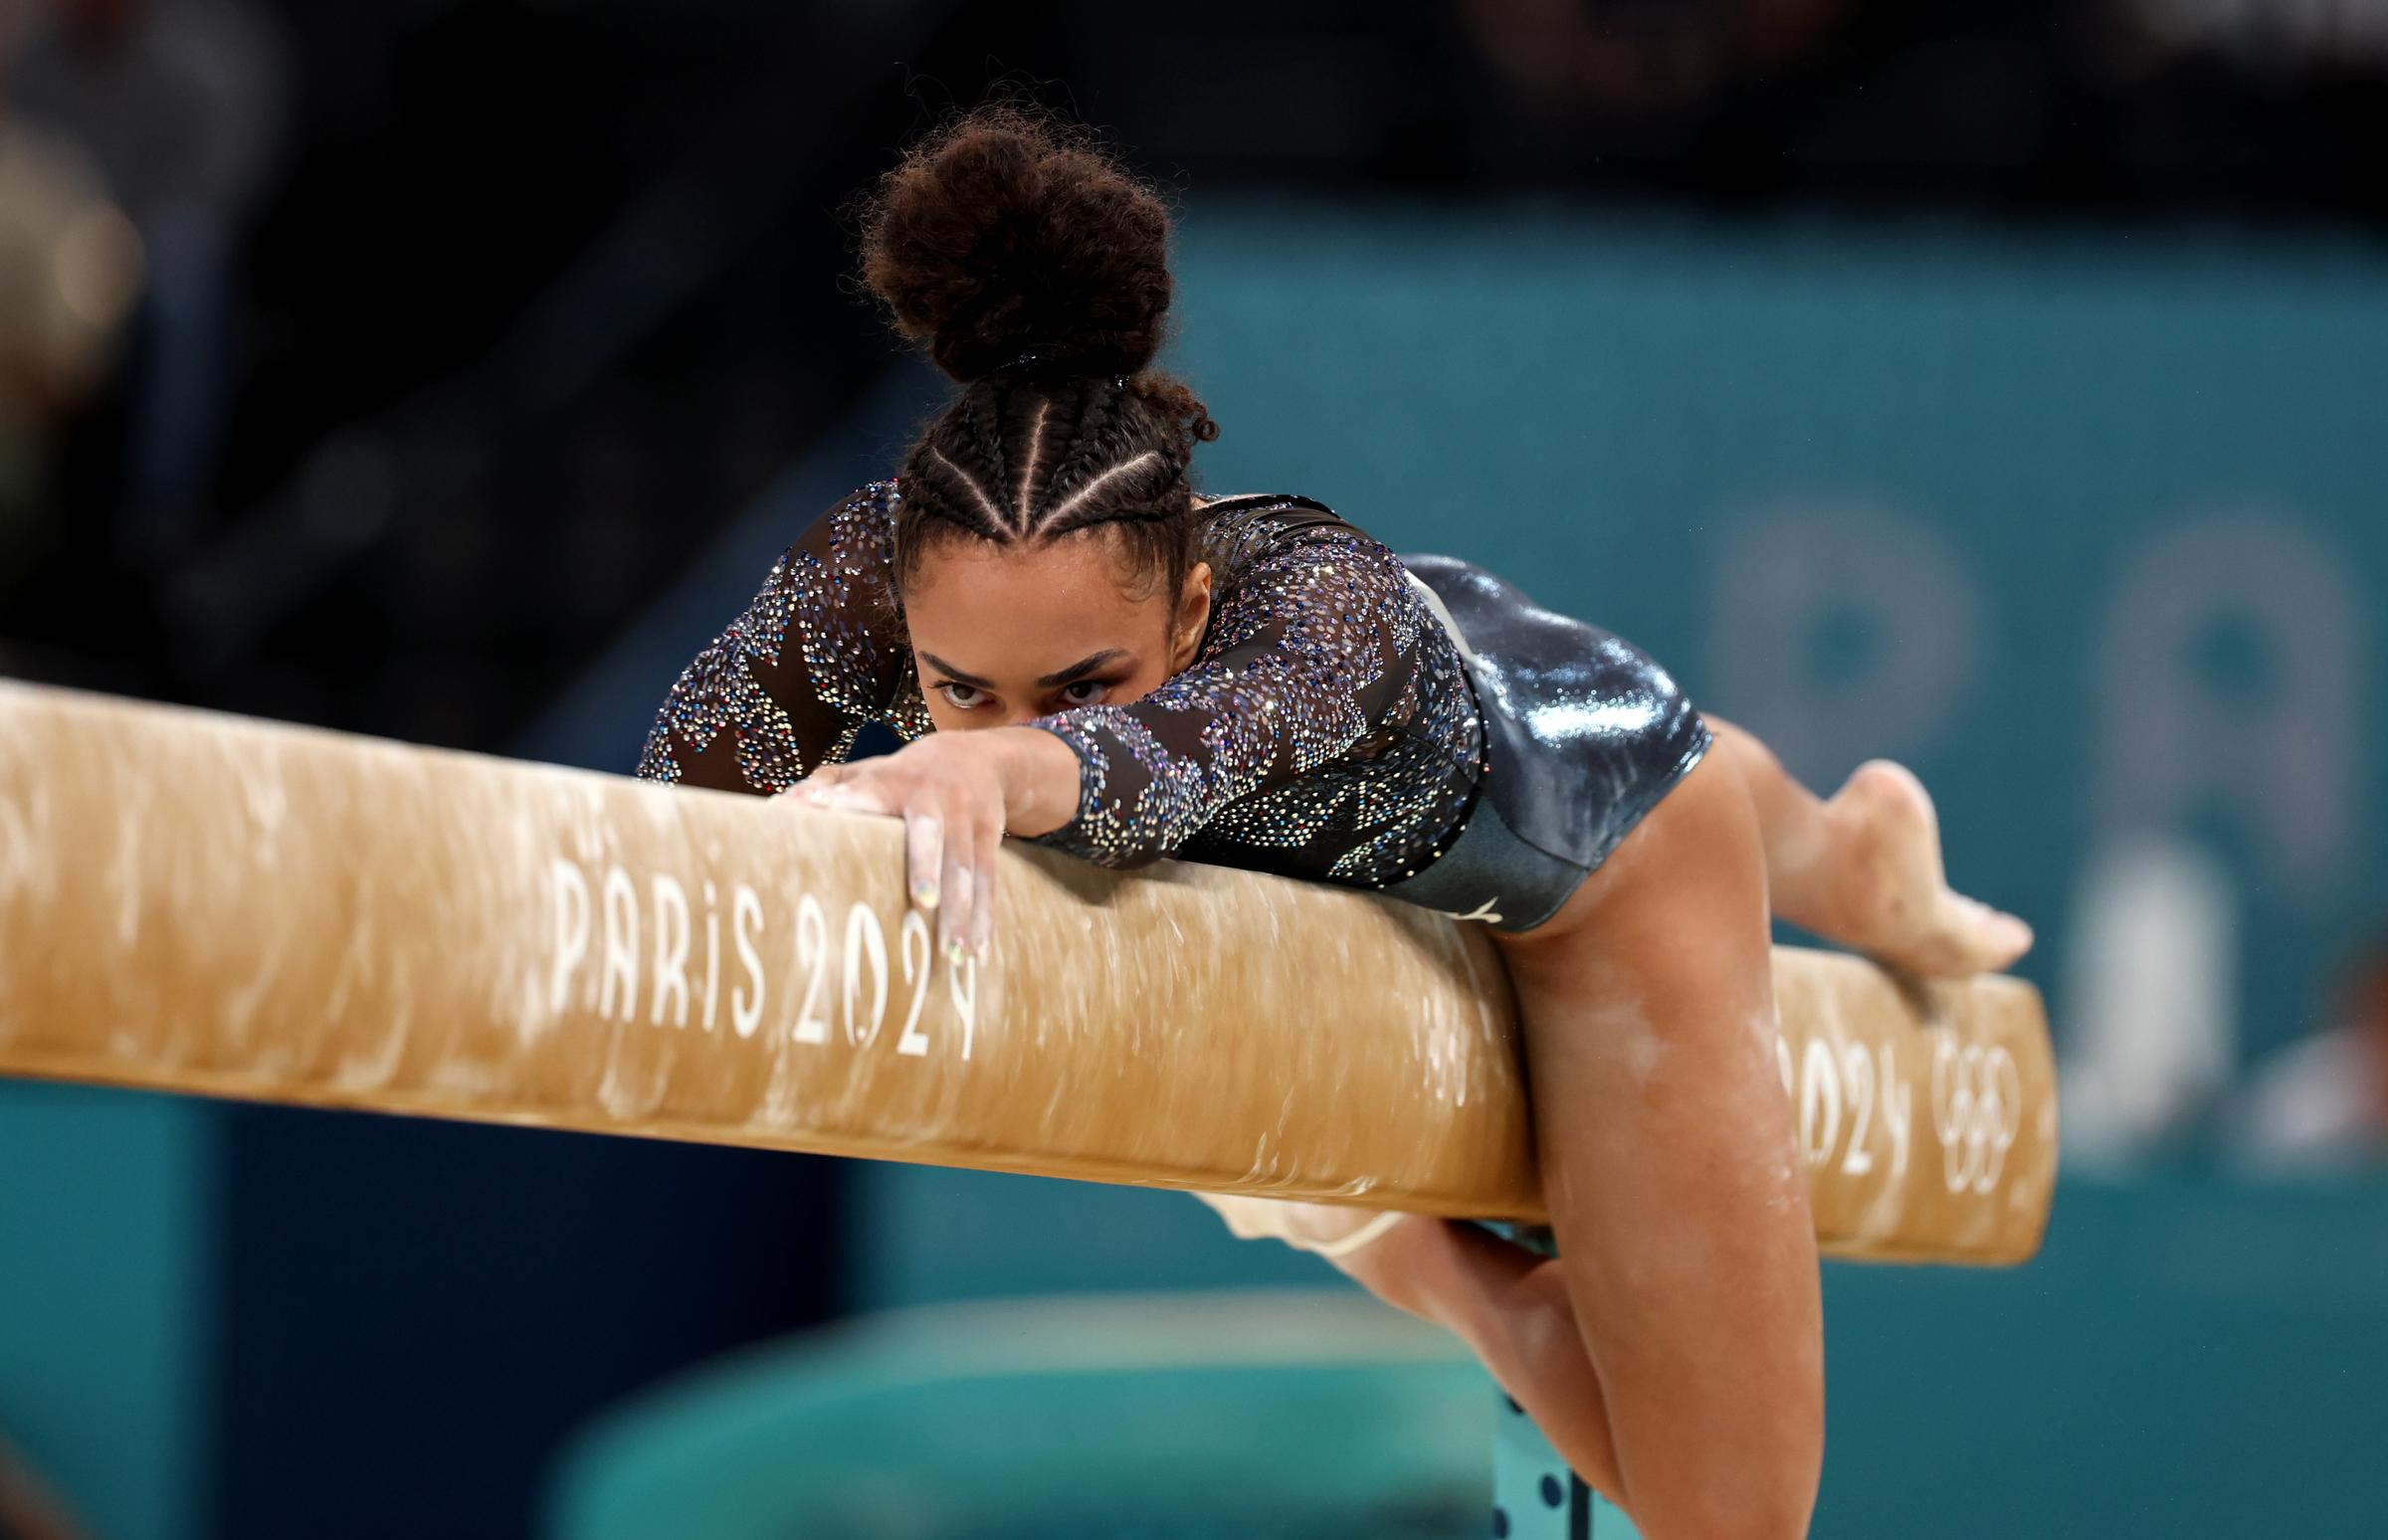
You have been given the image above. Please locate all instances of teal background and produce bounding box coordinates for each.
[0,1085,213,1540]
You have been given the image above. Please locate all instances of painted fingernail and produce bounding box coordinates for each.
[943,937,968,969]
[911,880,939,910]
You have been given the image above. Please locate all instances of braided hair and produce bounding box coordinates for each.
[856,104,1219,601]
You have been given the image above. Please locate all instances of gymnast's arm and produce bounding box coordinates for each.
[785,520,1437,960]
[634,487,917,796]
[1021,523,1436,869]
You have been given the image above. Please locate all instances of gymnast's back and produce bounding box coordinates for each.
[636,478,1711,933]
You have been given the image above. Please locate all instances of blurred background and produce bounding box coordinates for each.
[1,0,2384,1535]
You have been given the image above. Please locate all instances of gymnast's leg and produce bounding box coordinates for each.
[1486,747,1817,1535]
[1206,722,2036,1528]
[1700,713,2033,977]
[1332,1204,1623,1496]
[1206,752,1813,1529]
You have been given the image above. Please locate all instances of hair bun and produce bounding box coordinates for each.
[859,105,1174,385]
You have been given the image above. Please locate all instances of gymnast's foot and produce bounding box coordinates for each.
[1192,1191,1422,1280]
[1815,760,2034,977]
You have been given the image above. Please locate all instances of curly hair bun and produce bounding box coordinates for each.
[859,105,1175,385]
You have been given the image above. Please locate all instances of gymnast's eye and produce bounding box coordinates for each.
[934,681,990,710]
[1057,679,1111,706]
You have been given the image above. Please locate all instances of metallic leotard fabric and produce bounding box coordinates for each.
[636,480,1708,931]
[1380,555,1713,930]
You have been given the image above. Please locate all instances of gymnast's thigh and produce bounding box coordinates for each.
[1487,744,1760,974]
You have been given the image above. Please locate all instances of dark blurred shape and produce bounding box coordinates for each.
[2103,0,2388,73]
[0,113,140,601]
[6,0,292,563]
[1461,0,1857,116]
[211,1109,844,1540]
[2234,931,2388,1171]
[1439,0,2388,212]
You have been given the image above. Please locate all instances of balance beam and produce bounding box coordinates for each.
[0,679,2056,1263]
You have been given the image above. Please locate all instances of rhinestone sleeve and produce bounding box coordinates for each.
[633,481,929,793]
[1025,504,1485,887]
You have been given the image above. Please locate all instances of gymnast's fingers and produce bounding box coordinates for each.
[936,800,978,964]
[782,764,844,802]
[806,771,902,818]
[904,810,945,913]
[967,816,999,961]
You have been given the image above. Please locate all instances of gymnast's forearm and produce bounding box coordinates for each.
[987,725,1085,838]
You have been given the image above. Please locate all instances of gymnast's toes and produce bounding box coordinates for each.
[1934,892,2036,976]
[1826,759,2032,977]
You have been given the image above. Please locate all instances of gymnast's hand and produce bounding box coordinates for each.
[779,727,1081,965]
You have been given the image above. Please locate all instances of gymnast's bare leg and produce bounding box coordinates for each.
[1702,714,2033,977]
[1278,728,2035,1533]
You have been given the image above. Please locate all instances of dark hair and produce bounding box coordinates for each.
[856,103,1219,600]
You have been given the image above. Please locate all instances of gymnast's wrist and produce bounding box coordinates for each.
[986,726,1083,839]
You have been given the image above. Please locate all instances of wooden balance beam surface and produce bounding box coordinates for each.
[0,680,2056,1264]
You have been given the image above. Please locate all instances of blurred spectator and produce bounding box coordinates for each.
[2106,0,2388,71]
[1460,0,1857,116]
[2231,933,2388,1173]
[1438,0,2386,214]
[0,111,138,594]
[2060,835,2242,1167]
[4,0,291,563]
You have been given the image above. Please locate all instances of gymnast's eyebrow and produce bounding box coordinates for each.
[1036,650,1126,688]
[918,653,997,689]
[918,649,1127,690]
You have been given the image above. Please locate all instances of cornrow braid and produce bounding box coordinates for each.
[893,371,1213,600]
[1033,372,1119,517]
[1043,450,1165,535]
[1013,398,1053,528]
[922,446,1008,533]
[956,385,1016,533]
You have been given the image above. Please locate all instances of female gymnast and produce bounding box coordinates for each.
[637,105,2031,1537]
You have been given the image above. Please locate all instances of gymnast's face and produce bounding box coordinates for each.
[903,531,1213,732]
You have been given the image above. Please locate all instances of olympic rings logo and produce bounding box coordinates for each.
[1774,1029,2027,1200]
[1929,1039,2023,1196]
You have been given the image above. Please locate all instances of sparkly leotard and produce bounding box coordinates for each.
[637,479,1710,932]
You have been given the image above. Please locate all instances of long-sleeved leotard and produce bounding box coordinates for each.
[636,481,1489,892]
